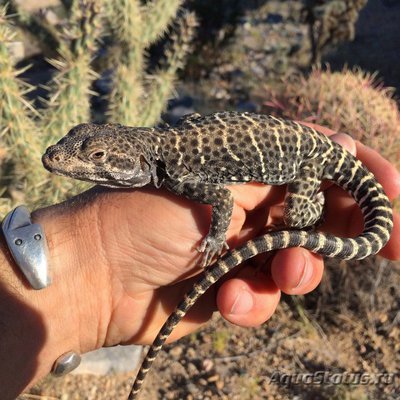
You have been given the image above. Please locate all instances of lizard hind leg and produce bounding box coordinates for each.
[284,165,325,229]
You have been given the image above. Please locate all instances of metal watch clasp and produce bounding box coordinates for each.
[2,205,51,289]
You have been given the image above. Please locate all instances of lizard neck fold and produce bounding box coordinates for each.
[136,128,167,188]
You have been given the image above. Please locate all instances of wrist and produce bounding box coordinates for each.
[32,201,113,354]
[0,200,112,394]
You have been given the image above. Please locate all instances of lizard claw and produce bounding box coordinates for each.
[197,235,228,268]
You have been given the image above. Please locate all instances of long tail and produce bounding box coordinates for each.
[128,154,393,400]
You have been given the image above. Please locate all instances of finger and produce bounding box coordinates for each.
[323,185,362,237]
[379,211,400,260]
[305,125,400,200]
[324,133,400,200]
[330,132,356,155]
[270,248,324,295]
[318,132,357,192]
[234,206,274,244]
[322,184,400,259]
[299,123,399,199]
[299,121,355,148]
[355,141,400,200]
[229,182,285,211]
[298,121,336,136]
[216,268,280,327]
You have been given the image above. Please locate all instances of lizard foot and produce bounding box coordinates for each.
[197,235,229,268]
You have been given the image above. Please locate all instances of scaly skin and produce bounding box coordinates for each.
[42,112,393,399]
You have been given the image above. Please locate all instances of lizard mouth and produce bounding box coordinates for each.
[42,153,97,182]
[42,153,142,188]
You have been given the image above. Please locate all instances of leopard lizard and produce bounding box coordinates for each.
[42,111,393,399]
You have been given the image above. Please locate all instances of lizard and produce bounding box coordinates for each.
[42,111,393,399]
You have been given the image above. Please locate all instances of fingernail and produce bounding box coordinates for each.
[331,133,356,155]
[229,288,254,315]
[294,253,314,289]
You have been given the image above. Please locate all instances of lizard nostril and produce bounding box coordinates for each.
[43,147,63,164]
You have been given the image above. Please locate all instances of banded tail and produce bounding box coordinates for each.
[128,150,393,399]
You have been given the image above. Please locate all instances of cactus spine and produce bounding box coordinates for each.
[0,1,196,211]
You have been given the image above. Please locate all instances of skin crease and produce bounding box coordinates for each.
[2,124,399,399]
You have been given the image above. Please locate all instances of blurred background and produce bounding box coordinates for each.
[0,1,398,399]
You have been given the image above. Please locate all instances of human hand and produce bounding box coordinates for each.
[33,124,400,352]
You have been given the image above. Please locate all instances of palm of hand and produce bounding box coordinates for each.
[94,182,281,345]
[88,131,399,347]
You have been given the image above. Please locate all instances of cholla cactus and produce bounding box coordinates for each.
[138,11,197,127]
[0,0,196,211]
[105,0,197,126]
[303,0,368,63]
[43,0,102,140]
[0,6,42,200]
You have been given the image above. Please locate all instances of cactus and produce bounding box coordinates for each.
[0,6,43,204]
[138,11,198,127]
[262,66,400,170]
[43,0,102,143]
[1,0,61,57]
[0,1,196,212]
[105,0,197,127]
[303,0,368,63]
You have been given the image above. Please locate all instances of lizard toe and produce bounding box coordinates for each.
[198,235,227,267]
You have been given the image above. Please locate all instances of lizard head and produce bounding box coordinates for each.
[42,123,155,188]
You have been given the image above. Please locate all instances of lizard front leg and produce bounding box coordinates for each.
[165,178,234,267]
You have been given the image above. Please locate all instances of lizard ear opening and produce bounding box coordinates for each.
[139,155,163,188]
[139,155,150,170]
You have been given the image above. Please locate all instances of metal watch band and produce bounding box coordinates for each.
[2,205,81,376]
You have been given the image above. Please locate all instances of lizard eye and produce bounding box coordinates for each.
[89,150,107,162]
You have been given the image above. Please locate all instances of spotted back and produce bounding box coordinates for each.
[159,111,330,185]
